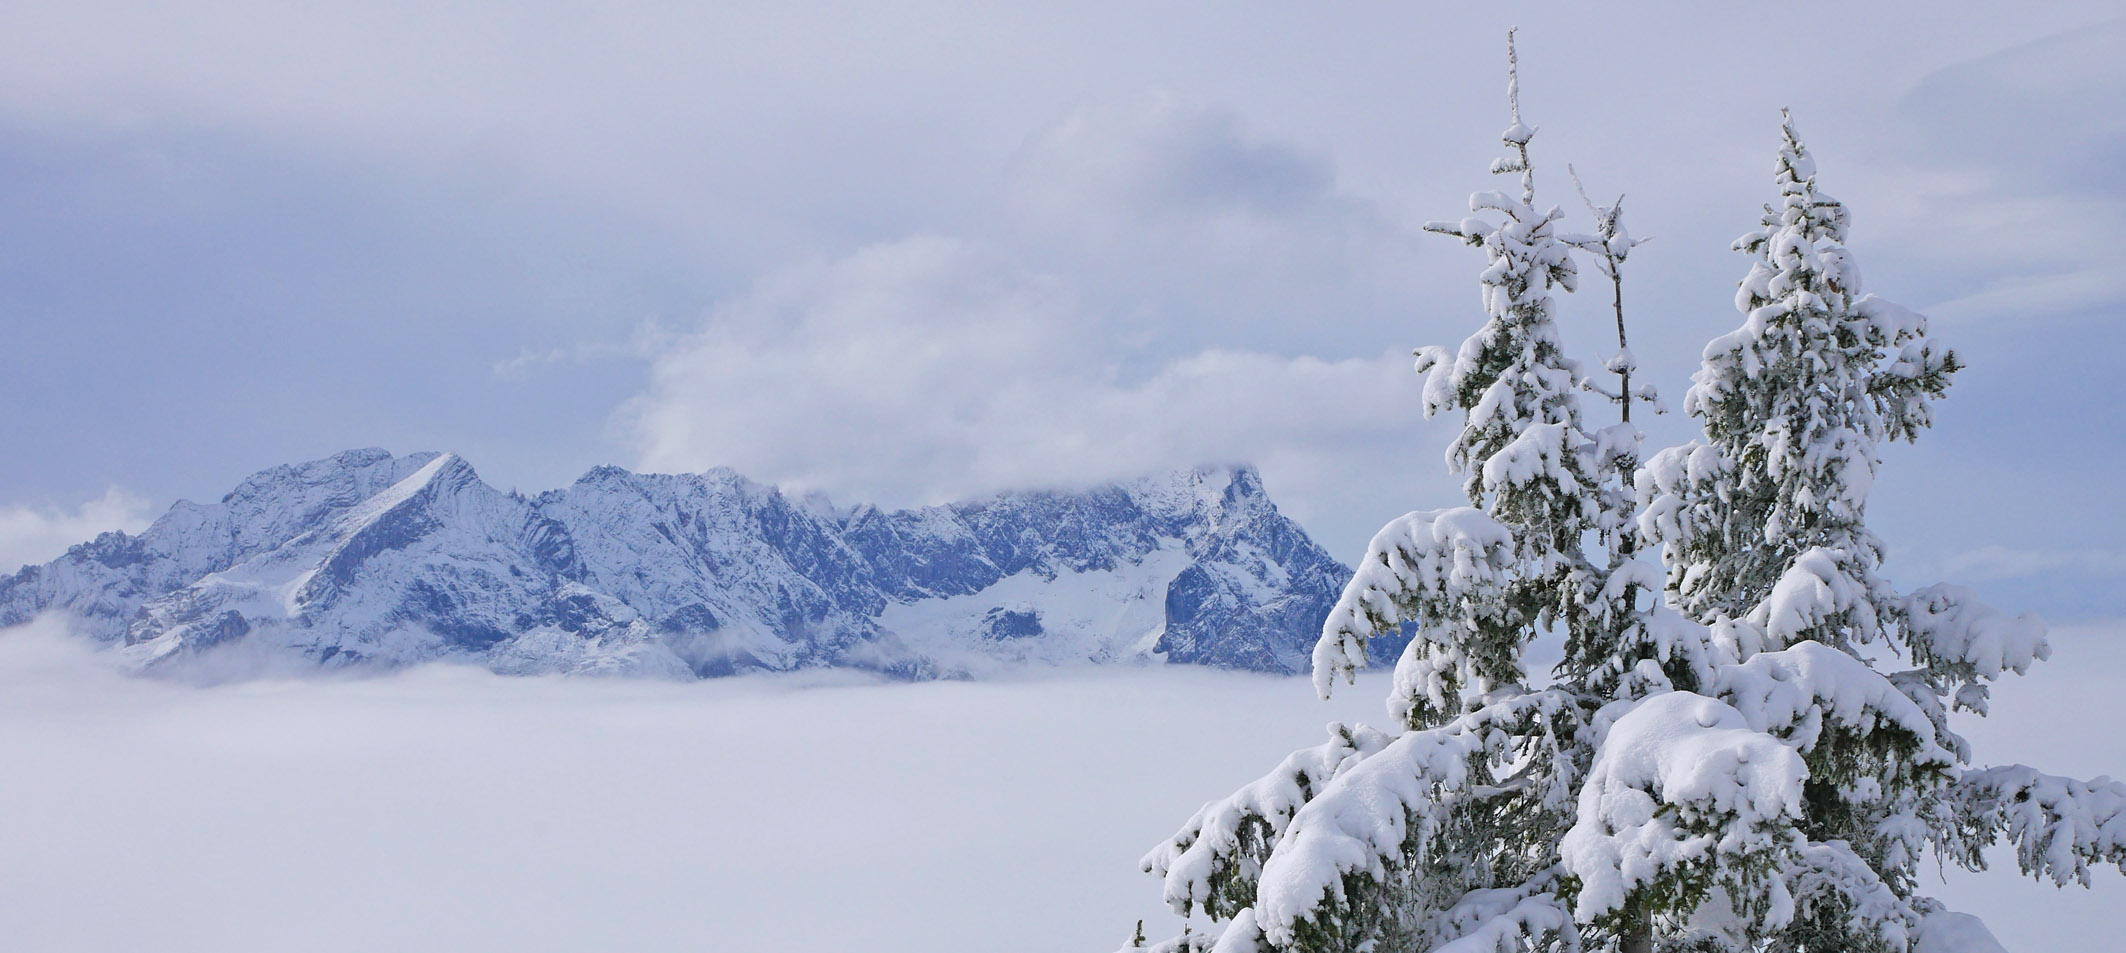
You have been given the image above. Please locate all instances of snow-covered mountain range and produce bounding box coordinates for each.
[0,449,1367,679]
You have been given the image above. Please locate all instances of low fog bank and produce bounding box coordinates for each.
[0,616,2119,952]
[0,617,1388,953]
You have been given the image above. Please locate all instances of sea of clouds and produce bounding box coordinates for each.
[1,615,2120,952]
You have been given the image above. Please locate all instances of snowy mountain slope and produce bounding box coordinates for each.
[0,450,1367,679]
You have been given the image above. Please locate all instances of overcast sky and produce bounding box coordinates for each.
[0,2,2120,622]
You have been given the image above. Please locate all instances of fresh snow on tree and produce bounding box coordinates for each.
[1132,35,2120,953]
[1636,110,1960,630]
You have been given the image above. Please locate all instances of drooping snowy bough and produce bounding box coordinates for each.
[1127,36,2120,953]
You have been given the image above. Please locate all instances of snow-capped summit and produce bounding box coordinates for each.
[1,450,1366,679]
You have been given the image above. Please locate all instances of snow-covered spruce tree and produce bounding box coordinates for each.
[1626,112,2125,950]
[1129,58,2124,953]
[1139,33,1622,953]
[1368,27,1597,732]
[1636,110,1955,627]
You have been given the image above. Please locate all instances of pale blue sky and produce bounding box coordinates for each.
[0,2,2119,623]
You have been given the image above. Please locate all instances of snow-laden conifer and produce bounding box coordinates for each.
[1316,28,1595,732]
[1636,111,1959,629]
[1142,34,1615,953]
[1129,48,2122,953]
[1620,112,2121,951]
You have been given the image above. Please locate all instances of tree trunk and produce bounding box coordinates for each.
[1620,905,1653,953]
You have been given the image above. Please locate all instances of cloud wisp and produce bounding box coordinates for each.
[1867,18,2126,323]
[625,234,1426,504]
[623,93,1453,555]
[0,486,150,572]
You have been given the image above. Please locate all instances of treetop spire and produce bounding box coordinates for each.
[1500,27,1538,205]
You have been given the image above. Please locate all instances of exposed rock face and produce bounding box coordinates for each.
[1,449,1373,679]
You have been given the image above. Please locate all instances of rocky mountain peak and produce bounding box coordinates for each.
[2,450,1369,681]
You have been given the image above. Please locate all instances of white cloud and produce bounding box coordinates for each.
[0,487,152,571]
[1002,89,1379,251]
[490,320,677,380]
[995,90,1432,355]
[622,230,1444,557]
[1935,544,2126,582]
[1862,18,2126,323]
[1895,18,2126,191]
[623,94,1457,557]
[1923,258,2126,324]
